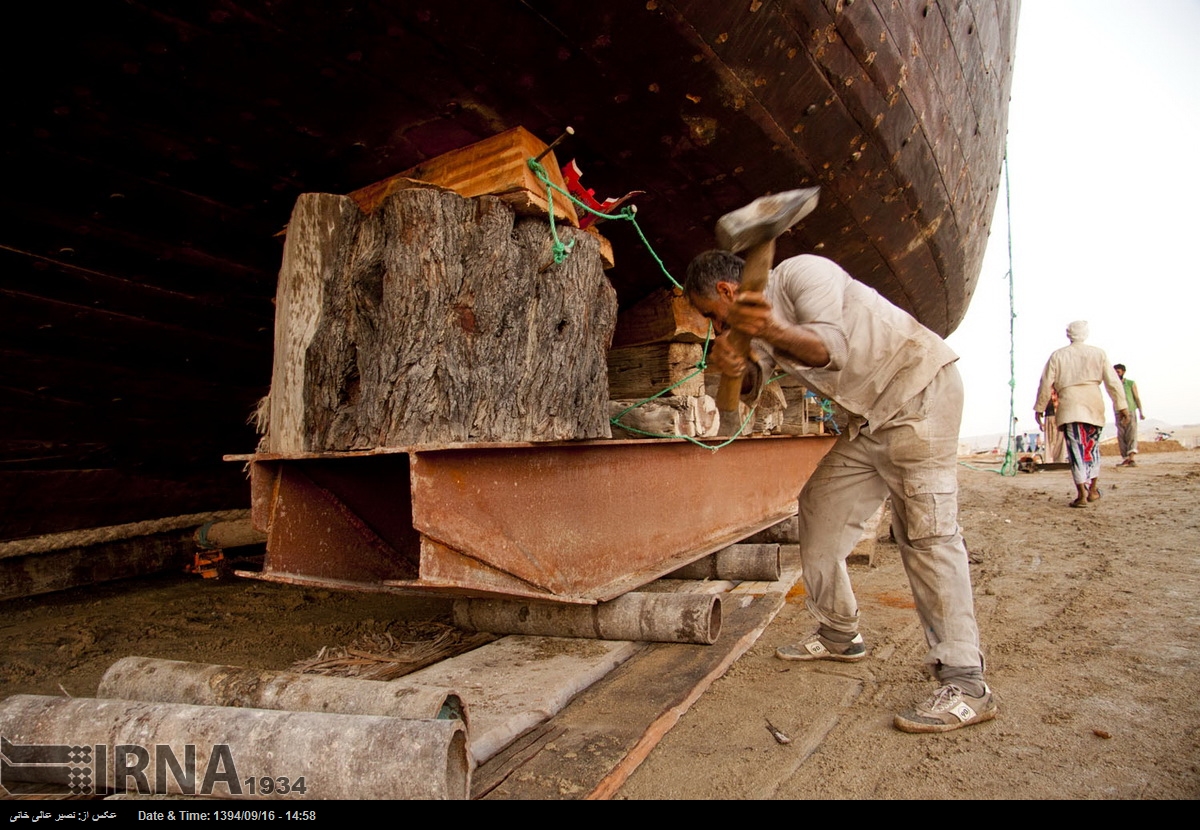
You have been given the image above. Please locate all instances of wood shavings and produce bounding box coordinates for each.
[290,622,493,681]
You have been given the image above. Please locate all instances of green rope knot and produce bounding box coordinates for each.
[551,236,575,263]
[525,156,681,288]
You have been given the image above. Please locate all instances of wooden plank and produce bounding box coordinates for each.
[399,635,641,766]
[610,287,710,349]
[686,0,943,325]
[0,349,266,418]
[0,247,273,338]
[0,142,279,275]
[354,126,579,226]
[807,0,961,286]
[0,196,275,294]
[0,510,252,601]
[0,467,249,543]
[784,0,969,336]
[340,176,452,212]
[607,342,706,399]
[0,290,271,387]
[474,548,803,799]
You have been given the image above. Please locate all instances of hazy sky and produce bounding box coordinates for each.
[945,0,1200,438]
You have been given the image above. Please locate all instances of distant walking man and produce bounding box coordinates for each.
[1113,364,1145,466]
[1034,321,1129,507]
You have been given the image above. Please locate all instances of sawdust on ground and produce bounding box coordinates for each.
[1,450,1197,799]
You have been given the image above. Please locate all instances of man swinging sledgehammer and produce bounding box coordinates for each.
[685,188,995,733]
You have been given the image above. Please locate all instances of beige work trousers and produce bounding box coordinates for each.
[797,363,984,670]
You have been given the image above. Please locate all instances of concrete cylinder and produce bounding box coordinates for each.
[667,543,781,582]
[452,591,722,645]
[0,695,469,800]
[194,518,266,550]
[97,657,468,727]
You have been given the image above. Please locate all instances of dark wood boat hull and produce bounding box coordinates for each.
[1,1,1019,546]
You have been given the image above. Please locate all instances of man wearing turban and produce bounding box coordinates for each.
[1034,321,1130,507]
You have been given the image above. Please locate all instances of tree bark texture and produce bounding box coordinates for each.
[267,189,616,453]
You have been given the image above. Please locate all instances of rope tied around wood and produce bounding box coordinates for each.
[527,158,680,288]
[608,325,762,451]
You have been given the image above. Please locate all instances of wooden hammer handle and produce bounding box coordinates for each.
[715,240,776,413]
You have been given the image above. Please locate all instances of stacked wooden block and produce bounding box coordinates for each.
[769,376,830,436]
[696,359,831,437]
[606,288,718,439]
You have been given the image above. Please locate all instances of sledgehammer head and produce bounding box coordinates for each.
[715,187,820,253]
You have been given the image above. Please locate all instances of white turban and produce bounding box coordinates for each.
[1066,320,1089,343]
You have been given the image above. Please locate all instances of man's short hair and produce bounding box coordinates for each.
[684,250,744,298]
[1114,363,1126,372]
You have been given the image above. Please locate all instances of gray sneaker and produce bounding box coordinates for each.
[775,633,867,662]
[893,683,997,733]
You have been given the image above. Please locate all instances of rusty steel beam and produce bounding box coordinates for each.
[240,435,834,603]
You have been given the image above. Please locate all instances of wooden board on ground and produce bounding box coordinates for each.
[401,636,640,766]
[473,546,803,799]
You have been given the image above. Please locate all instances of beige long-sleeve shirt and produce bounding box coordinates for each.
[1034,342,1126,428]
[756,255,959,433]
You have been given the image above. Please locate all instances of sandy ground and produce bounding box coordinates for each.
[1,449,1198,800]
[620,449,1200,799]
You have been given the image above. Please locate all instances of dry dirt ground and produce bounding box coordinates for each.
[620,449,1200,799]
[1,449,1198,800]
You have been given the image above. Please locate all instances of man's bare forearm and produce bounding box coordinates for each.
[761,319,831,368]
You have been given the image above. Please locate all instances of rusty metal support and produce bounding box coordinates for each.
[97,657,468,726]
[666,543,781,582]
[237,435,834,604]
[452,591,722,645]
[0,695,469,800]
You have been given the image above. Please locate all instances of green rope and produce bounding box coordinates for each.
[608,323,760,450]
[961,150,1019,476]
[999,152,1019,476]
[537,163,575,264]
[527,158,681,288]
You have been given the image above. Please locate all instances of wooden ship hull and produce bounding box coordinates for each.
[0,1,1020,599]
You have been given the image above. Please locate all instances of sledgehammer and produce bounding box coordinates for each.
[713,187,820,434]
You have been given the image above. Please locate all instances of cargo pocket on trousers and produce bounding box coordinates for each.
[902,473,959,540]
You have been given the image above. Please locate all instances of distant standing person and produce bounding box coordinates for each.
[1042,387,1068,463]
[1012,416,1025,452]
[1034,321,1129,508]
[1112,364,1145,466]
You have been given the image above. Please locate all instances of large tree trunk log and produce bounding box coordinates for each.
[266,189,616,453]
